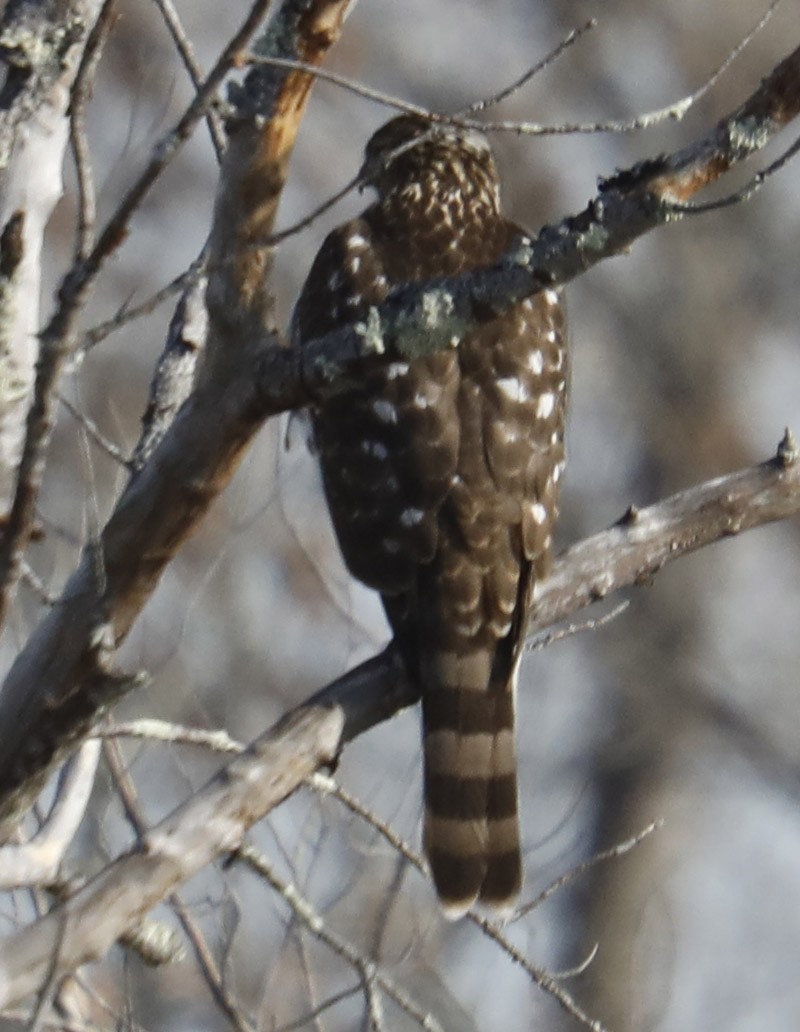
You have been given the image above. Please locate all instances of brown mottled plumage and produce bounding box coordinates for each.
[291,115,567,916]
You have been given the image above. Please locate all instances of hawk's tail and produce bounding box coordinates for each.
[421,649,521,919]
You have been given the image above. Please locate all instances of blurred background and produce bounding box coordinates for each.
[5,0,800,1029]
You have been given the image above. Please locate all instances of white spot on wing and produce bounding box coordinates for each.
[347,233,368,249]
[531,502,548,525]
[536,392,555,419]
[372,399,398,423]
[497,424,519,444]
[497,377,528,403]
[400,507,425,527]
[527,350,544,375]
[543,288,560,307]
[386,362,409,379]
[361,440,388,459]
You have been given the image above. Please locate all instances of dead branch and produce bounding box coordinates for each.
[0,0,355,827]
[0,741,99,891]
[0,705,344,1011]
[0,439,795,1007]
[309,434,800,743]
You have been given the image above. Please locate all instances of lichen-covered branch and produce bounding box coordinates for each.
[0,0,105,517]
[253,41,800,413]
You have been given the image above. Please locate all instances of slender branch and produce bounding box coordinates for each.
[57,394,129,467]
[237,842,442,1032]
[68,0,117,262]
[79,259,204,352]
[0,706,345,1011]
[104,729,255,1031]
[0,742,100,891]
[151,0,227,162]
[171,896,256,1032]
[514,821,663,919]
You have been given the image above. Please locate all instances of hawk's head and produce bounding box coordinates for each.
[359,115,501,220]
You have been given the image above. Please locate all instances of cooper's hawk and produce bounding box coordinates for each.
[291,115,567,917]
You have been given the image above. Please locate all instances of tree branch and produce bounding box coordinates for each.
[0,740,99,891]
[308,433,800,743]
[0,706,344,1011]
[0,0,356,826]
[0,0,106,516]
[2,436,795,1009]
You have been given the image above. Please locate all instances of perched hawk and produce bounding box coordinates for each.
[292,114,567,916]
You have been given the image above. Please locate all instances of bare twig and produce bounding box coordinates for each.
[57,394,129,467]
[0,706,345,1010]
[0,741,100,891]
[515,821,663,919]
[99,718,243,753]
[550,943,600,981]
[236,841,442,1032]
[171,896,256,1032]
[151,0,227,162]
[308,775,607,1028]
[68,0,117,262]
[79,259,204,353]
[525,600,630,653]
[459,20,597,115]
[273,984,362,1032]
[464,911,609,1032]
[476,0,783,136]
[247,1,781,146]
[20,561,58,606]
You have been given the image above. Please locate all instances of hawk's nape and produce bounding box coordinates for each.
[291,114,568,917]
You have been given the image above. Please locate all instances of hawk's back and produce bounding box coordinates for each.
[292,115,567,916]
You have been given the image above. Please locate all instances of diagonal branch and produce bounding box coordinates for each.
[0,0,356,826]
[307,432,800,743]
[0,440,796,1010]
